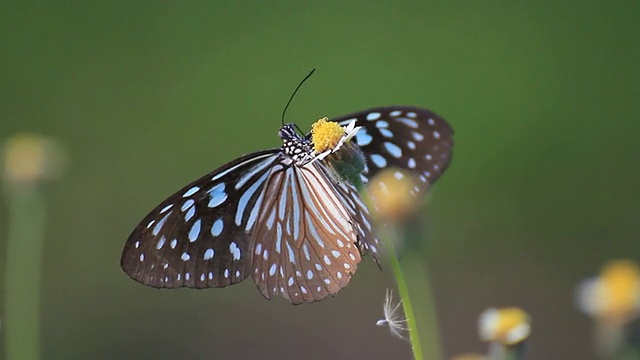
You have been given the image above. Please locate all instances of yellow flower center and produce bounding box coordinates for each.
[311,117,344,153]
[600,259,640,321]
[479,307,531,345]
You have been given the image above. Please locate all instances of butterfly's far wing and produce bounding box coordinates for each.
[334,106,454,188]
[121,149,281,289]
[248,160,379,304]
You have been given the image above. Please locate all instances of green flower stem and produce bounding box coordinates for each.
[379,223,428,360]
[353,175,442,360]
[4,186,47,360]
[404,254,443,360]
[488,343,522,360]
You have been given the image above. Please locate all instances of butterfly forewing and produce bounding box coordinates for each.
[335,106,454,188]
[121,150,280,289]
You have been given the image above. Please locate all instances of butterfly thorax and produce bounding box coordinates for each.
[279,123,315,165]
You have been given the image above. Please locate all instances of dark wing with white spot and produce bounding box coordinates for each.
[121,150,281,289]
[247,160,379,304]
[334,106,454,188]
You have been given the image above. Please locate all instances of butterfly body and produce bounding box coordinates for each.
[121,106,453,304]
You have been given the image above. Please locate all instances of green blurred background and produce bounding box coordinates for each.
[2,1,639,359]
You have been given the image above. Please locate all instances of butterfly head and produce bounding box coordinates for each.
[279,123,314,164]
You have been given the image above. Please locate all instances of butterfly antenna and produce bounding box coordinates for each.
[282,69,316,133]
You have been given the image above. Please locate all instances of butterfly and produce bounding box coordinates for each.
[121,106,453,304]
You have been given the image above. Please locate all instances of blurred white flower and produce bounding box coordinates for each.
[478,307,531,346]
[576,259,640,357]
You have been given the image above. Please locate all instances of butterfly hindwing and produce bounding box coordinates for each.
[335,106,454,188]
[248,160,378,304]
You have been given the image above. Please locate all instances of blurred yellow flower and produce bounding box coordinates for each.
[576,259,640,325]
[478,307,531,346]
[2,133,66,187]
[576,259,640,357]
[367,168,423,222]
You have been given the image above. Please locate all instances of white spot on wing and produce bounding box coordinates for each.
[152,212,171,236]
[396,117,419,128]
[302,244,311,261]
[229,242,241,261]
[188,220,201,242]
[375,120,389,128]
[207,183,227,208]
[370,154,387,168]
[379,128,393,138]
[354,130,373,146]
[384,142,403,158]
[367,112,381,120]
[185,207,196,221]
[181,199,194,212]
[211,219,224,236]
[183,186,200,198]
[156,236,166,250]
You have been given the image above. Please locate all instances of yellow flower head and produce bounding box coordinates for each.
[478,307,531,346]
[2,133,66,187]
[367,168,423,222]
[576,259,640,325]
[311,117,345,153]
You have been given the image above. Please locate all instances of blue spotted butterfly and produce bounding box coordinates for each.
[121,106,453,304]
